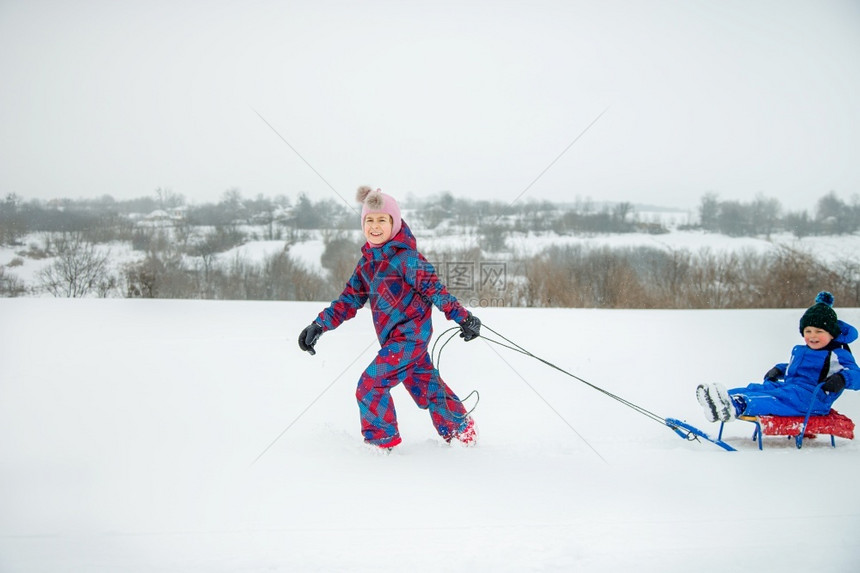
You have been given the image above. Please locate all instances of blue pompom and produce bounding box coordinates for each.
[815,291,835,307]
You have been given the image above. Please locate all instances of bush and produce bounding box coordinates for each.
[511,244,860,309]
[320,232,363,290]
[124,251,194,298]
[0,267,27,296]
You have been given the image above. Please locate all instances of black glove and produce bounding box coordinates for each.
[459,313,481,342]
[298,322,323,355]
[763,366,783,382]
[821,372,846,394]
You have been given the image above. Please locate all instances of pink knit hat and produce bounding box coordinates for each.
[357,186,402,238]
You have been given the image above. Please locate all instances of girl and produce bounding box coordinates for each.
[298,186,481,449]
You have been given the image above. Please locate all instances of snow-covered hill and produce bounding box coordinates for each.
[2,299,859,572]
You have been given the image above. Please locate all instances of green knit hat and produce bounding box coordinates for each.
[799,291,840,338]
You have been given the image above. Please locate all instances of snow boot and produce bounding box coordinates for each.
[696,384,719,422]
[365,435,401,454]
[709,383,737,422]
[449,417,478,447]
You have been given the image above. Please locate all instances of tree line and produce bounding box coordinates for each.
[696,191,860,237]
[3,187,858,242]
[1,188,858,307]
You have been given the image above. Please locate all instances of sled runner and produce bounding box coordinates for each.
[719,409,855,450]
[665,418,737,451]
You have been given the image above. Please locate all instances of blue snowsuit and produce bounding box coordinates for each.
[729,320,860,416]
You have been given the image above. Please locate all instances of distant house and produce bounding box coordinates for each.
[138,207,188,227]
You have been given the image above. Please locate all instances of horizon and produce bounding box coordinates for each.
[6,187,857,217]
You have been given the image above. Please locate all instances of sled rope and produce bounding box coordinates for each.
[435,324,612,461]
[431,326,480,419]
[441,323,710,446]
[486,325,740,446]
[479,324,668,426]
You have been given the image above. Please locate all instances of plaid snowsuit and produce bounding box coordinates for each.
[315,222,471,446]
[729,320,859,416]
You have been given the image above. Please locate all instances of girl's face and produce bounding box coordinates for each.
[363,213,393,245]
[803,326,833,350]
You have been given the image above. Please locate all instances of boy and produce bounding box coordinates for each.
[698,291,859,422]
[298,186,481,450]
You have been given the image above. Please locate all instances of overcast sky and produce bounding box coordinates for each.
[1,0,858,211]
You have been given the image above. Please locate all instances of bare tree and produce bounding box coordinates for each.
[751,194,781,238]
[39,233,114,297]
[155,187,185,210]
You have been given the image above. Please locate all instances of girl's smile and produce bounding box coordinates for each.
[364,213,393,245]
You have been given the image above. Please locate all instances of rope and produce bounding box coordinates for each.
[431,326,481,420]
[438,323,751,450]
[431,326,461,369]
[479,324,670,428]
[435,322,611,462]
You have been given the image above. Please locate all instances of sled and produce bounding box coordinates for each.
[718,409,855,450]
[665,418,737,451]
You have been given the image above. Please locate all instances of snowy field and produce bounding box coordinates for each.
[2,299,860,572]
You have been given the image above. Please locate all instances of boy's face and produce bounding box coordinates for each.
[803,326,833,350]
[363,213,393,245]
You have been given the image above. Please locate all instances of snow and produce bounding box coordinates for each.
[188,235,331,276]
[219,240,290,266]
[288,238,327,274]
[2,299,860,572]
[501,230,860,262]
